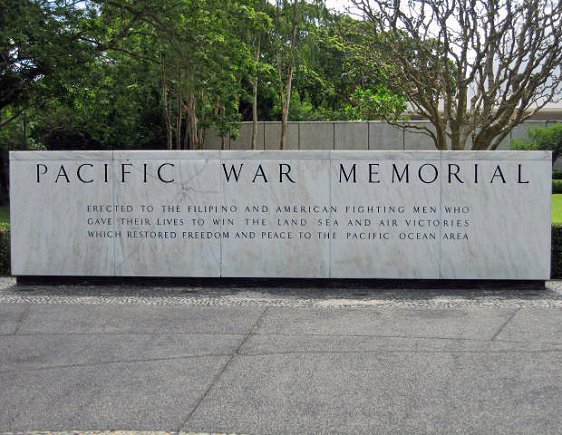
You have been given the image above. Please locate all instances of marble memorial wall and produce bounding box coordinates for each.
[10,150,551,279]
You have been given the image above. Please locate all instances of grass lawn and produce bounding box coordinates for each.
[553,195,562,224]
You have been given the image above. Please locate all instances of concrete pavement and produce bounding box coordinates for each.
[1,278,562,434]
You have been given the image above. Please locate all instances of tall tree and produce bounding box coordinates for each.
[270,0,325,149]
[102,0,265,150]
[0,0,97,131]
[251,3,275,150]
[351,0,562,150]
[0,0,104,201]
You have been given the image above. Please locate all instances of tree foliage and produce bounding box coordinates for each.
[0,0,97,131]
[511,123,562,165]
[15,0,562,153]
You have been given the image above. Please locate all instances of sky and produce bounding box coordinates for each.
[325,0,351,12]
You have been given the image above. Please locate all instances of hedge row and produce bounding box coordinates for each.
[0,228,9,276]
[552,225,562,278]
[0,227,561,278]
[554,180,562,194]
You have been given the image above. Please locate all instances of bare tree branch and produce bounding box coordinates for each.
[351,0,562,150]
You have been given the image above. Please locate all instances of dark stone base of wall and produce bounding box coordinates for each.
[15,276,547,290]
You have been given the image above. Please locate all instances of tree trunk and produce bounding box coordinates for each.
[183,107,190,149]
[280,58,294,150]
[185,93,198,150]
[279,1,300,150]
[176,94,182,150]
[160,58,173,150]
[175,64,183,149]
[280,11,299,150]
[430,117,448,150]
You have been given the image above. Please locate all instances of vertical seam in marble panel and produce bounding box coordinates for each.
[332,123,336,150]
[262,122,266,150]
[219,152,224,278]
[439,151,443,279]
[367,122,370,150]
[111,150,117,277]
[328,151,333,278]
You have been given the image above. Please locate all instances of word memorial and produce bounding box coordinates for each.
[10,150,551,280]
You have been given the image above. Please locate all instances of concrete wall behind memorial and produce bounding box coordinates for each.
[204,120,555,152]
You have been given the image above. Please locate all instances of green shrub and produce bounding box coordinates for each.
[511,123,562,165]
[553,180,562,194]
[0,207,9,230]
[0,228,9,276]
[552,224,562,278]
[554,171,562,180]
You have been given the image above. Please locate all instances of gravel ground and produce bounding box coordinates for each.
[1,277,562,309]
[1,432,239,435]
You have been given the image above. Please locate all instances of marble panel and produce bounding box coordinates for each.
[368,122,404,150]
[439,151,551,279]
[264,123,298,150]
[229,123,265,150]
[335,122,368,150]
[496,135,511,150]
[404,123,437,150]
[202,128,224,150]
[299,122,334,150]
[10,151,115,275]
[220,151,331,277]
[111,151,222,277]
[329,151,442,278]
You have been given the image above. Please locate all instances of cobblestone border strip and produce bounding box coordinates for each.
[1,278,562,309]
